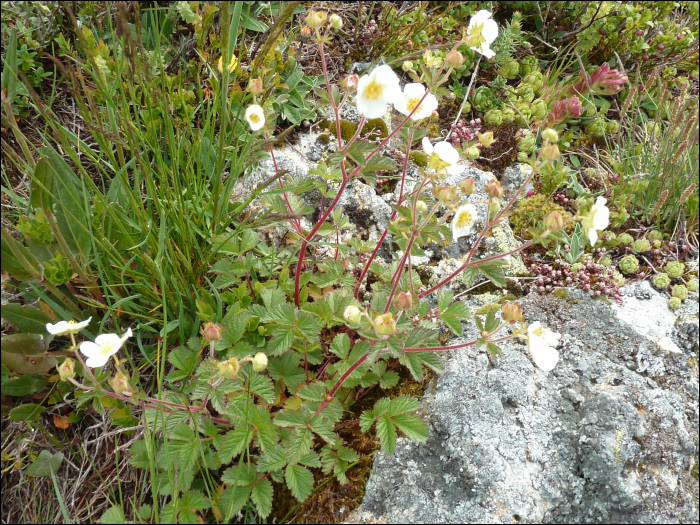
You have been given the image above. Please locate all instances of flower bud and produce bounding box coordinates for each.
[340,74,360,91]
[467,146,480,160]
[544,211,565,232]
[247,78,264,96]
[299,26,312,42]
[344,305,361,324]
[478,131,496,148]
[201,322,222,343]
[402,61,414,72]
[217,357,241,379]
[416,200,429,213]
[542,128,559,143]
[501,303,524,324]
[305,10,327,28]
[540,142,561,162]
[445,50,464,68]
[57,358,75,382]
[252,352,268,372]
[329,14,343,30]
[489,198,501,214]
[394,291,413,310]
[434,185,459,203]
[458,178,476,194]
[373,312,397,337]
[109,371,132,395]
[485,179,504,199]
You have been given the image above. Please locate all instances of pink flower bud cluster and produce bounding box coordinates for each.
[450,118,482,149]
[521,251,623,303]
[358,19,378,44]
[546,96,584,127]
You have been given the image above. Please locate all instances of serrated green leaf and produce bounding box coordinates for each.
[391,414,429,442]
[217,485,251,521]
[379,370,400,389]
[359,410,375,433]
[128,440,152,469]
[297,383,326,402]
[218,427,253,464]
[268,353,305,390]
[256,422,278,452]
[388,395,421,416]
[299,451,322,468]
[225,312,251,344]
[309,417,335,444]
[440,313,462,335]
[285,464,314,502]
[248,373,276,403]
[403,326,437,349]
[180,490,211,511]
[287,427,313,465]
[477,261,507,288]
[251,478,273,518]
[437,290,453,313]
[402,352,424,381]
[330,333,350,359]
[463,266,478,288]
[268,325,295,356]
[256,444,287,472]
[376,415,397,454]
[99,505,126,524]
[444,302,470,318]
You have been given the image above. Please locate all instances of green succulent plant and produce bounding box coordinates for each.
[484,109,503,126]
[617,233,634,245]
[516,128,536,153]
[652,273,671,289]
[516,84,536,104]
[646,230,663,241]
[519,56,539,76]
[612,270,625,287]
[529,99,546,120]
[668,297,682,309]
[516,151,530,162]
[514,100,531,125]
[672,284,688,301]
[585,117,606,136]
[619,255,639,274]
[471,86,496,112]
[665,261,685,279]
[522,71,544,91]
[501,106,516,122]
[632,239,652,252]
[687,279,698,292]
[600,255,612,266]
[498,60,520,79]
[606,120,620,134]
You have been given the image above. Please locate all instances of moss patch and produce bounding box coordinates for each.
[510,193,574,239]
[409,150,429,167]
[321,118,389,142]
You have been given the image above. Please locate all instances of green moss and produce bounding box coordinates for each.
[475,303,501,315]
[361,118,388,138]
[318,133,330,144]
[553,288,568,299]
[409,150,429,167]
[510,194,574,239]
[693,461,699,481]
[498,294,518,303]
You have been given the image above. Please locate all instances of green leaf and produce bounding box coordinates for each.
[463,266,478,288]
[99,506,126,524]
[240,230,259,252]
[287,427,314,464]
[477,261,507,288]
[285,464,314,502]
[217,427,253,464]
[268,325,295,356]
[128,440,152,469]
[444,302,470,318]
[251,478,273,518]
[256,444,286,472]
[1,375,46,396]
[274,408,310,427]
[359,410,375,433]
[439,313,462,335]
[1,333,56,374]
[376,415,397,454]
[248,373,276,403]
[297,383,326,402]
[402,352,424,381]
[261,287,288,310]
[268,353,305,390]
[437,290,453,313]
[180,490,211,511]
[387,395,421,416]
[217,485,251,521]
[9,403,47,421]
[31,156,55,213]
[330,333,351,359]
[24,450,63,477]
[392,414,429,442]
[309,417,335,444]
[403,326,437,349]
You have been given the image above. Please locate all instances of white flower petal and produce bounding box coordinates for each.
[433,142,460,166]
[527,322,561,372]
[79,341,102,358]
[422,137,434,155]
[245,105,265,131]
[85,353,110,368]
[357,65,400,119]
[592,197,610,231]
[452,203,478,241]
[46,317,92,335]
[530,341,560,372]
[588,226,599,246]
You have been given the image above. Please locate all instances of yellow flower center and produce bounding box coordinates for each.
[407,98,423,114]
[363,80,383,100]
[456,210,473,228]
[249,113,261,123]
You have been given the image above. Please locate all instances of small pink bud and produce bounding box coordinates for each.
[485,180,504,199]
[436,35,443,43]
[527,190,535,197]
[657,44,664,50]
[556,25,565,31]
[635,30,643,37]
[201,322,222,343]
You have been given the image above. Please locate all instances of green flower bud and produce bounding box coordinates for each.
[618,255,639,274]
[652,273,671,289]
[516,151,530,162]
[402,61,414,72]
[585,117,606,136]
[329,14,343,30]
[544,211,565,232]
[458,178,476,194]
[501,303,524,323]
[516,128,536,153]
[252,352,268,372]
[109,371,132,395]
[416,200,429,213]
[672,284,688,301]
[665,261,685,279]
[540,142,561,162]
[668,296,682,309]
[394,291,413,310]
[217,357,241,379]
[374,312,397,337]
[467,146,481,160]
[344,305,361,324]
[686,279,698,292]
[632,239,652,252]
[541,128,559,143]
[57,358,76,382]
[617,233,634,245]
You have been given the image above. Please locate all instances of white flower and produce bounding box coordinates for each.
[422,137,464,176]
[527,322,561,372]
[582,196,610,246]
[467,10,499,59]
[245,105,265,131]
[46,317,92,335]
[452,203,478,241]
[356,65,400,119]
[394,83,438,120]
[79,328,133,368]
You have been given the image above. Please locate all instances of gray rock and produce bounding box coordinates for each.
[350,285,699,524]
[501,163,534,202]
